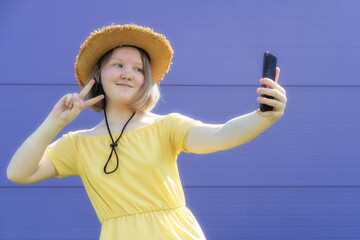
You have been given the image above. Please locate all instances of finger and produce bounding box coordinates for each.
[64,93,72,106]
[260,77,286,95]
[257,96,285,110]
[71,93,80,112]
[277,84,286,95]
[257,88,287,103]
[260,78,277,89]
[274,68,286,95]
[82,94,104,109]
[275,67,280,83]
[69,94,75,109]
[79,79,96,99]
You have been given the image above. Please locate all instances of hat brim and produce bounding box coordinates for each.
[75,24,173,88]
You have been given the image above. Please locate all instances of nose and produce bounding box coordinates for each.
[120,68,132,81]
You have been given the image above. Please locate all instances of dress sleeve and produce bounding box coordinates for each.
[44,132,79,178]
[168,113,202,155]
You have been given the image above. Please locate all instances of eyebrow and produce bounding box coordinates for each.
[110,58,143,66]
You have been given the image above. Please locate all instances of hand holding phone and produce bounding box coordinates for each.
[260,52,277,112]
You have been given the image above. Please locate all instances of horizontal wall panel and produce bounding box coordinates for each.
[1,187,359,240]
[2,84,359,187]
[1,0,359,86]
[1,0,360,239]
[0,229,99,240]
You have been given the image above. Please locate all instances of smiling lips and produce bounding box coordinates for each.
[116,83,132,88]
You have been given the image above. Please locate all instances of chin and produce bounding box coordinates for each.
[110,96,135,105]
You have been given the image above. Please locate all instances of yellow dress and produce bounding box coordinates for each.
[45,113,207,240]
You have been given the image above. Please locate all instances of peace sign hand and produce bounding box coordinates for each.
[49,79,104,128]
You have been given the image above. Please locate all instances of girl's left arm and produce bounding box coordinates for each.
[185,67,287,154]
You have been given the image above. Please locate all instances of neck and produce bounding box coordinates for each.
[102,103,138,126]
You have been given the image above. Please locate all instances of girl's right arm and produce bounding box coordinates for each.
[7,80,104,184]
[7,115,64,184]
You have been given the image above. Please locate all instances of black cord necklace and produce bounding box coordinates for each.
[97,72,136,174]
[103,110,136,174]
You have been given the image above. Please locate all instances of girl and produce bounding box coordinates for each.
[7,24,287,239]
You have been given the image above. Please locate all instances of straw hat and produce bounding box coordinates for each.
[74,24,173,88]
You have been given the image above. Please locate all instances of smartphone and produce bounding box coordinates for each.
[260,52,277,112]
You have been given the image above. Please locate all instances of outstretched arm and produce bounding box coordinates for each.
[185,68,287,154]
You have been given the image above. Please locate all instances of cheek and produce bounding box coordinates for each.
[101,68,116,79]
[100,70,116,88]
[136,74,145,86]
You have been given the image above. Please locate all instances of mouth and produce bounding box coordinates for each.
[116,83,133,88]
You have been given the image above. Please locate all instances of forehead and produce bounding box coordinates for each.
[109,46,142,61]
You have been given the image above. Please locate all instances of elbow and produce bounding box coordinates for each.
[7,168,29,184]
[7,177,30,185]
[6,167,15,182]
[7,171,20,184]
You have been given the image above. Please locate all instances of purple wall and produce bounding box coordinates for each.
[1,0,360,239]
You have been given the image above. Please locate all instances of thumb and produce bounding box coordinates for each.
[275,67,280,83]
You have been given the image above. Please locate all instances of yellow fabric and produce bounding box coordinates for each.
[45,113,206,239]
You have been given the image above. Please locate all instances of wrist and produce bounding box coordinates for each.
[44,114,66,133]
[255,109,280,124]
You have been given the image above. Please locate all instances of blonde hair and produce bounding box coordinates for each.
[86,46,160,113]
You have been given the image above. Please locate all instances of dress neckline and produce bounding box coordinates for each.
[76,113,170,137]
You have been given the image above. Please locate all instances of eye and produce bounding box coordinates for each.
[134,67,143,73]
[114,63,123,68]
